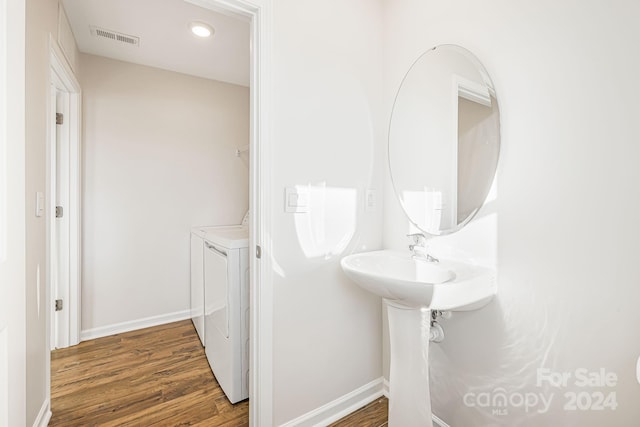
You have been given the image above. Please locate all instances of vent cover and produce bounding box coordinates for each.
[90,26,140,47]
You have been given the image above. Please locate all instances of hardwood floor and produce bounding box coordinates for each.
[50,320,389,426]
[329,398,388,427]
[50,320,248,426]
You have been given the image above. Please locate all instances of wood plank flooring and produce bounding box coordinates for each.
[329,398,388,427]
[50,320,248,426]
[50,320,389,426]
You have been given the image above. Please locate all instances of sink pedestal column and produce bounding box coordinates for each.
[386,300,433,427]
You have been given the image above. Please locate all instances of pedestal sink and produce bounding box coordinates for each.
[340,250,496,426]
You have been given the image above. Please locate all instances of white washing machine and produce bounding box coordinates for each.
[201,219,249,404]
[190,212,248,346]
[190,230,206,346]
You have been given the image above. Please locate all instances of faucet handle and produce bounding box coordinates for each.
[406,233,426,245]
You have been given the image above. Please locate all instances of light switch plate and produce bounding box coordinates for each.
[285,187,309,213]
[365,189,376,212]
[35,192,44,217]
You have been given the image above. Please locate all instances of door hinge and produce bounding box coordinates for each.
[56,113,63,125]
[256,245,262,259]
[55,206,63,218]
[55,299,63,311]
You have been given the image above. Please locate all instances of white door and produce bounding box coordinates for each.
[51,88,71,349]
[49,43,81,349]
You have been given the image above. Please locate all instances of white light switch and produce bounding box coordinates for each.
[285,187,309,213]
[365,189,376,212]
[288,192,299,207]
[35,192,44,217]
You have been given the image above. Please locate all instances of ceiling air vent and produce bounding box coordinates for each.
[90,26,140,47]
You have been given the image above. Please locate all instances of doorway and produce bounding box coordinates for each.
[49,0,273,425]
[48,40,81,350]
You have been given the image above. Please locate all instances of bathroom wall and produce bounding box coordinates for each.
[80,54,249,335]
[24,0,61,423]
[382,0,640,425]
[269,0,385,424]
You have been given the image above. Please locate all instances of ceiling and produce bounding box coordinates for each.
[62,0,250,86]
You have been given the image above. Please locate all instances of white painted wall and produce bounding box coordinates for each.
[80,54,249,334]
[24,0,61,424]
[57,4,79,73]
[269,0,385,424]
[382,0,640,425]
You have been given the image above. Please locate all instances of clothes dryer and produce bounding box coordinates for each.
[202,224,249,403]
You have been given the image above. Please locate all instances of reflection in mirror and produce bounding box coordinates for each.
[389,45,500,236]
[457,95,499,224]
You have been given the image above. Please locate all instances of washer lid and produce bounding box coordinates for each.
[200,225,248,249]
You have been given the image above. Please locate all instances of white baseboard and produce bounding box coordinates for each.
[280,378,384,427]
[432,414,450,427]
[80,309,191,341]
[381,376,449,427]
[32,399,51,427]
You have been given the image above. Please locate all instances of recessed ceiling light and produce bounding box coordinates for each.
[190,21,214,38]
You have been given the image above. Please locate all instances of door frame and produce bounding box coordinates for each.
[184,1,274,425]
[46,0,274,423]
[48,36,82,349]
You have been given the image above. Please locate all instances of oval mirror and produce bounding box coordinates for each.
[389,45,500,236]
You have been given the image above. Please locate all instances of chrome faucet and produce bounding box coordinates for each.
[407,233,439,263]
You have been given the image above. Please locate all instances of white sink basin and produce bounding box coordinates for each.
[341,249,496,310]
